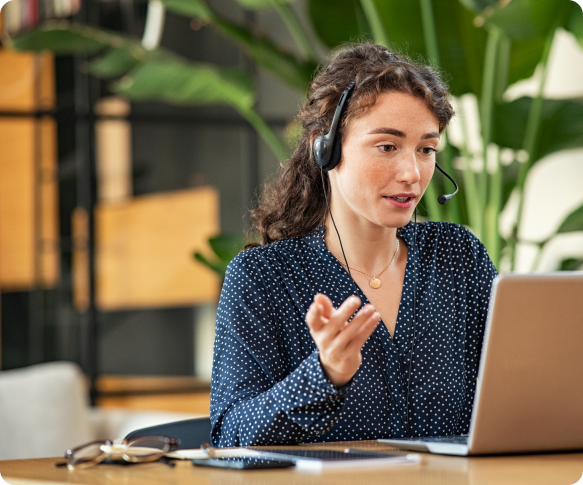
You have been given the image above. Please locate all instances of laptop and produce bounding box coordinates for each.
[379,272,583,455]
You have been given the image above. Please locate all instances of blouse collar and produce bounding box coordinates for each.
[306,222,416,261]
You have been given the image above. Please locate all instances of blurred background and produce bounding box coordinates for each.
[0,0,582,457]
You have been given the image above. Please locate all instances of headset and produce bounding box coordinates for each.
[312,78,459,437]
[312,79,459,204]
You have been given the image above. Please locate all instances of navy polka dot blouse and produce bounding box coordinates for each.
[210,222,497,447]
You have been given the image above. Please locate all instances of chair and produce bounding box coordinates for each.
[0,362,200,460]
[124,417,212,450]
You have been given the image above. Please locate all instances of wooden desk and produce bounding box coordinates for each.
[1,441,582,485]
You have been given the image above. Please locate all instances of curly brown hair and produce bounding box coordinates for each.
[247,43,455,247]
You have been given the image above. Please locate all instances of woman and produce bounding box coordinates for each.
[210,43,497,447]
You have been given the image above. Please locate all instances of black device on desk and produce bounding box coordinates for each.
[192,457,295,469]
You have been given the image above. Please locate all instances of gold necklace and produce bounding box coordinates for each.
[339,239,400,289]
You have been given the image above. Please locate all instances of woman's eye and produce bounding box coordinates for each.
[378,144,396,152]
[421,147,437,155]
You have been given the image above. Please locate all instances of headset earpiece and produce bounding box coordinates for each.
[312,80,356,172]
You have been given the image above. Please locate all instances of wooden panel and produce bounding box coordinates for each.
[0,49,54,112]
[96,374,211,414]
[0,117,35,288]
[95,97,132,203]
[0,117,59,289]
[72,207,90,311]
[95,187,220,310]
[97,375,211,394]
[39,116,60,286]
[96,392,211,415]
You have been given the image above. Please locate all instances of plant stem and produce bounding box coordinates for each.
[419,0,440,64]
[478,26,501,239]
[485,146,502,268]
[238,107,288,161]
[417,0,446,222]
[359,0,389,46]
[457,106,482,237]
[509,27,556,270]
[272,2,317,60]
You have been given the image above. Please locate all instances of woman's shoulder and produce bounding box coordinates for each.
[227,229,319,274]
[414,221,479,242]
[408,221,489,259]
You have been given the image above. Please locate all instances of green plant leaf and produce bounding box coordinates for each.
[308,0,487,96]
[307,0,362,48]
[161,0,316,91]
[506,35,546,86]
[557,203,583,233]
[161,0,213,21]
[558,257,583,270]
[9,20,117,53]
[208,234,246,262]
[565,0,583,48]
[113,60,255,111]
[193,252,227,277]
[483,0,564,41]
[493,97,583,163]
[88,48,141,78]
[457,0,498,13]
[234,0,293,9]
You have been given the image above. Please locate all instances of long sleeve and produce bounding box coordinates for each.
[210,252,352,447]
[209,223,497,444]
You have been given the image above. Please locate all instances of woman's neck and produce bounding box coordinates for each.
[324,213,401,276]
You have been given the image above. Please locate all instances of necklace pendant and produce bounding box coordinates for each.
[370,277,382,289]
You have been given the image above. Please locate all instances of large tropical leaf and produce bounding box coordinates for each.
[483,0,566,41]
[506,35,546,86]
[565,0,583,48]
[308,0,488,96]
[457,0,498,13]
[308,0,363,48]
[557,203,583,233]
[160,0,316,91]
[87,48,142,78]
[10,20,117,53]
[114,61,255,111]
[235,0,293,9]
[193,233,247,278]
[493,97,583,164]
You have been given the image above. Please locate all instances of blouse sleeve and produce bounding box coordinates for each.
[456,226,498,433]
[210,251,352,447]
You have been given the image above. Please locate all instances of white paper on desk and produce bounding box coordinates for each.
[166,448,262,460]
[254,451,421,471]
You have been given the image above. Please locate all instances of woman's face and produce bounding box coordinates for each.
[329,90,440,230]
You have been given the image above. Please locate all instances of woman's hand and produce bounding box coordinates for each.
[306,293,381,387]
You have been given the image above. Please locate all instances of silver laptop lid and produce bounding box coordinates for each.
[468,272,583,454]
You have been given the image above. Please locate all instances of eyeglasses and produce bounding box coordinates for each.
[62,436,180,470]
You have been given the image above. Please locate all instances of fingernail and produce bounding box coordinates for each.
[350,296,359,304]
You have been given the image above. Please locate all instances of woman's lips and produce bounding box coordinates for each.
[384,195,415,208]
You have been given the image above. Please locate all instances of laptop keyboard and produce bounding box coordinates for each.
[417,435,469,444]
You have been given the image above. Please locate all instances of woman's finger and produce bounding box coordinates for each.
[345,311,381,353]
[306,302,325,332]
[313,293,333,320]
[329,305,378,350]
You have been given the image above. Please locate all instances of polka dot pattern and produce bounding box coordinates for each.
[210,222,497,447]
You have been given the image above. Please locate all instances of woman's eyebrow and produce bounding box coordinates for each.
[366,127,441,140]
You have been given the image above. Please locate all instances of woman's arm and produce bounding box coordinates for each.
[210,252,356,447]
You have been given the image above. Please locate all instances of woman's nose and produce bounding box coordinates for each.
[396,150,420,184]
